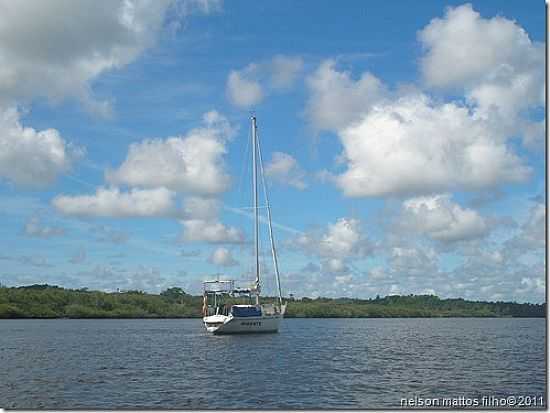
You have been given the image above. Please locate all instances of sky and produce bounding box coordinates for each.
[0,0,545,303]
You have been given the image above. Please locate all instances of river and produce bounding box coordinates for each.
[0,318,545,409]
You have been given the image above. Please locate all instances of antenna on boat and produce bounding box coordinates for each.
[251,116,260,305]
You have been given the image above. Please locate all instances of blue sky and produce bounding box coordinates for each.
[0,0,545,302]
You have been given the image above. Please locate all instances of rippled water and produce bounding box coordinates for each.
[0,318,545,409]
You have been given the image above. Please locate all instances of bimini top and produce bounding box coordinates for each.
[231,305,262,317]
[203,279,257,295]
[203,279,234,293]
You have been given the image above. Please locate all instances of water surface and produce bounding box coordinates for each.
[0,318,545,409]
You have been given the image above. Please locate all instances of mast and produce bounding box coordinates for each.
[251,116,260,305]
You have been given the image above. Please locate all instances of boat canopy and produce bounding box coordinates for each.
[203,279,255,296]
[231,305,262,317]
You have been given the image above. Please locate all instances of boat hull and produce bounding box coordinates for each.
[203,314,283,334]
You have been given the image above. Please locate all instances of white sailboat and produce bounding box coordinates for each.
[202,116,286,334]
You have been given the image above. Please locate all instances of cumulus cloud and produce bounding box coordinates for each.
[0,107,82,188]
[419,4,544,145]
[322,258,348,274]
[265,152,307,190]
[517,276,545,296]
[23,216,65,238]
[390,247,438,276]
[504,202,545,253]
[305,59,386,132]
[226,55,303,108]
[0,0,179,113]
[226,66,264,109]
[419,4,543,93]
[209,247,238,266]
[52,186,177,218]
[106,111,233,195]
[518,202,546,248]
[0,0,226,114]
[181,219,244,243]
[296,217,372,259]
[181,196,219,221]
[179,196,244,244]
[400,194,489,243]
[307,5,540,200]
[333,94,530,197]
[269,55,304,89]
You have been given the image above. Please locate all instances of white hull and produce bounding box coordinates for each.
[203,305,286,334]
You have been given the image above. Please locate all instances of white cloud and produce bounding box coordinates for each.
[322,258,348,274]
[400,194,489,243]
[296,217,372,259]
[368,266,387,280]
[23,216,65,238]
[265,152,307,190]
[333,94,530,197]
[504,202,545,252]
[226,55,303,108]
[181,219,244,243]
[307,6,540,201]
[226,66,264,109]
[518,276,545,295]
[179,196,244,244]
[0,0,181,113]
[182,196,219,221]
[419,4,544,145]
[390,247,438,275]
[269,55,304,90]
[52,186,177,218]
[209,247,238,266]
[305,59,386,132]
[0,107,82,188]
[419,4,542,93]
[520,202,546,248]
[106,111,233,195]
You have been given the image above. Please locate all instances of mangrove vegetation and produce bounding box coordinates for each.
[0,284,545,318]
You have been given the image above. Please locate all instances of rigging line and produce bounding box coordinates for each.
[256,127,283,306]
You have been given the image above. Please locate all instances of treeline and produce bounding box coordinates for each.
[286,294,545,318]
[0,284,545,318]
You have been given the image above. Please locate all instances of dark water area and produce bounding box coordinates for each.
[0,318,545,409]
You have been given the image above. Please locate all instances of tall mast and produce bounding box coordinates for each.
[252,116,260,305]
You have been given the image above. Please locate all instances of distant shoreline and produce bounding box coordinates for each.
[1,284,545,319]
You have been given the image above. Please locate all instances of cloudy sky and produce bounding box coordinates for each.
[0,0,545,303]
